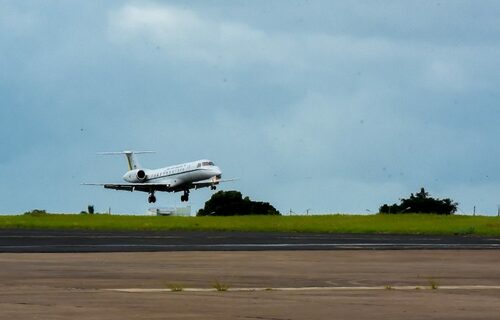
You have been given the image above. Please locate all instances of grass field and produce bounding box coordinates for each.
[0,213,499,236]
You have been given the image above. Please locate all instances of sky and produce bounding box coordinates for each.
[1,0,500,215]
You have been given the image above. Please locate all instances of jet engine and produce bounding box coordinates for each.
[136,169,147,181]
[123,169,149,183]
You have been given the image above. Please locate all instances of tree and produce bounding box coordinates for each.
[379,188,458,215]
[23,209,47,216]
[197,191,280,216]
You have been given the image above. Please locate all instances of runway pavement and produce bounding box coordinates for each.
[1,250,500,319]
[1,229,500,252]
[2,230,500,319]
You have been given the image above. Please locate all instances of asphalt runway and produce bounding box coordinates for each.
[1,229,500,252]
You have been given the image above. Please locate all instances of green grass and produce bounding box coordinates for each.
[212,279,229,291]
[0,213,499,236]
[167,283,184,292]
[428,278,439,290]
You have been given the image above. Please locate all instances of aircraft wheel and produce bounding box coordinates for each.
[148,195,156,203]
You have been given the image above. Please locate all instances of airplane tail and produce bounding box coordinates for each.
[97,150,155,170]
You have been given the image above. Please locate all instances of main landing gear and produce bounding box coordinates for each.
[148,193,156,203]
[181,190,189,202]
[210,185,217,190]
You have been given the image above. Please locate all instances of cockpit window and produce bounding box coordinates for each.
[202,161,215,166]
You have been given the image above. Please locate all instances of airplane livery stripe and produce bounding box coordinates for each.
[146,168,205,182]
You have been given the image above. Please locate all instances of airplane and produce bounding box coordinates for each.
[83,151,232,203]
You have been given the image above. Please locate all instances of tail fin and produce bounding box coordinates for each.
[97,150,155,170]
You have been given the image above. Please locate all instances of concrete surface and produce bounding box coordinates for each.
[1,250,500,319]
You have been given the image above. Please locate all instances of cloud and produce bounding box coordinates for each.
[108,3,408,70]
[107,2,500,97]
[108,3,297,67]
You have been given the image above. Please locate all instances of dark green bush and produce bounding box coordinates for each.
[23,209,48,216]
[197,191,280,216]
[379,188,457,215]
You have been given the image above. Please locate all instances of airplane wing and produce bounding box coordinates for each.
[82,183,172,193]
[83,177,237,193]
[192,178,238,189]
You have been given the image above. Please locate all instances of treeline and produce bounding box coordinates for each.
[23,188,459,217]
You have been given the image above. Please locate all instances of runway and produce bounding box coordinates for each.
[1,250,500,319]
[2,230,500,319]
[1,229,500,252]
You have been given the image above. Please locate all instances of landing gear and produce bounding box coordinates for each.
[181,190,189,202]
[148,193,156,203]
[210,185,217,190]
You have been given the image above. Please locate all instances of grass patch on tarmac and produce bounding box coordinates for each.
[0,213,499,236]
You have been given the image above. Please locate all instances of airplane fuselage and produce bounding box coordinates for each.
[123,159,222,188]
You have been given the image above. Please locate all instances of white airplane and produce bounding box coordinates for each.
[84,151,231,203]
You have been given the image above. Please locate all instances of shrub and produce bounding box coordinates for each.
[197,191,280,216]
[379,188,457,215]
[23,209,47,216]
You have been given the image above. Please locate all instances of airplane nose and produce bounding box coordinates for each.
[214,166,222,177]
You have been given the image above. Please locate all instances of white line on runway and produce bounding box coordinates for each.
[104,285,500,293]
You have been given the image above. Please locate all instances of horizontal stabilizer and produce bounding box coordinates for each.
[96,150,155,170]
[97,151,155,155]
